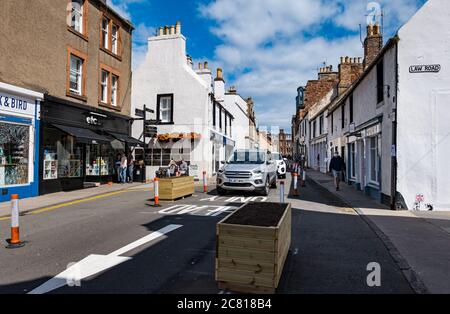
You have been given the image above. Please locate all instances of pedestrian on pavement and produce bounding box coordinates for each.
[115,153,122,183]
[127,152,134,183]
[120,153,128,183]
[329,152,346,191]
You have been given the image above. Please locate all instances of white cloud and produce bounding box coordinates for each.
[201,0,425,131]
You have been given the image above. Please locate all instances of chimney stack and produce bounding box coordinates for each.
[364,23,383,69]
[175,21,181,34]
[214,68,225,101]
[338,55,363,95]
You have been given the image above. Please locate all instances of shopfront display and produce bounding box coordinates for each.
[0,82,43,202]
[39,95,142,195]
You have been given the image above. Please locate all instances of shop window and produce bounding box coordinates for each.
[350,142,356,179]
[68,0,86,36]
[86,144,114,176]
[147,147,191,167]
[42,128,83,180]
[0,123,30,186]
[369,137,380,184]
[157,94,173,124]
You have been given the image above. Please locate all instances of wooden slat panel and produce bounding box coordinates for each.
[218,246,275,263]
[219,236,276,252]
[218,224,277,240]
[217,259,275,277]
[216,272,275,287]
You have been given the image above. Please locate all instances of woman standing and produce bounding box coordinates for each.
[127,152,134,183]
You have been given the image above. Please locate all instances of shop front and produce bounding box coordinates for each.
[0,82,43,202]
[40,96,142,195]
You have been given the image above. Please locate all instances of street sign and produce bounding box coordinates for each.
[135,108,145,118]
[145,125,157,137]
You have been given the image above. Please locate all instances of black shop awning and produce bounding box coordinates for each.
[108,131,143,146]
[52,124,112,144]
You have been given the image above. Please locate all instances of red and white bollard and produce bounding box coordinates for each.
[153,178,161,207]
[6,194,25,249]
[279,181,285,204]
[203,171,208,193]
[293,172,299,197]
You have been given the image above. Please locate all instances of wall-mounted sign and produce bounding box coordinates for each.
[86,115,102,126]
[409,64,441,73]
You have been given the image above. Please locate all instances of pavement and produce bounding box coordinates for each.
[0,179,216,219]
[0,173,415,294]
[306,169,450,294]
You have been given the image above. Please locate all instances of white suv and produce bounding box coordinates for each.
[272,152,287,179]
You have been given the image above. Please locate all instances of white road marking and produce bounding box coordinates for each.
[109,224,182,257]
[28,224,182,294]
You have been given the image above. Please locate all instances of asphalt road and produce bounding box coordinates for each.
[0,175,413,294]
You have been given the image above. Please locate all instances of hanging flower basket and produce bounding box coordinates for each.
[157,133,171,142]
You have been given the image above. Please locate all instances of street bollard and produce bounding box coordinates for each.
[280,181,285,204]
[203,171,208,193]
[293,173,299,197]
[6,194,25,249]
[153,178,161,207]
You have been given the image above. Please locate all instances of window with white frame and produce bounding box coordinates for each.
[100,70,108,103]
[102,17,109,49]
[69,0,84,34]
[111,75,118,106]
[369,136,380,184]
[111,24,118,54]
[158,95,173,123]
[69,54,83,95]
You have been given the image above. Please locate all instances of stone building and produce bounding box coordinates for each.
[0,0,135,199]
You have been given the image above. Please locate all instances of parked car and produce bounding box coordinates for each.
[216,149,278,196]
[272,152,287,179]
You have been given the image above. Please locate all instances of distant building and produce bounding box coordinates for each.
[279,129,292,158]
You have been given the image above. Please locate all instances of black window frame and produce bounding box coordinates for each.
[156,94,174,125]
[349,94,354,124]
[331,112,334,134]
[377,59,384,104]
[219,106,223,130]
[213,102,216,127]
[341,104,345,129]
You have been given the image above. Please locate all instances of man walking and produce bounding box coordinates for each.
[120,153,128,184]
[329,152,346,191]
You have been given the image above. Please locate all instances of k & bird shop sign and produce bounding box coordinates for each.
[409,64,441,73]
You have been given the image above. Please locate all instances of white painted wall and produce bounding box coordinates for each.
[397,0,450,211]
[222,93,251,150]
[132,32,214,178]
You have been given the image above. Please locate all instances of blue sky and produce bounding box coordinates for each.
[107,0,427,131]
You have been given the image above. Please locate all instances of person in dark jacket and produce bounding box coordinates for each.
[329,152,346,191]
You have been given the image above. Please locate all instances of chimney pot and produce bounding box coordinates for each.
[367,24,374,36]
[164,26,169,35]
[216,68,223,80]
[204,61,208,69]
[198,63,203,70]
[158,27,164,36]
[340,57,345,63]
[176,21,181,34]
[345,56,350,63]
[170,25,175,35]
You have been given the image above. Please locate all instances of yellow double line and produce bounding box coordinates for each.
[0,190,133,221]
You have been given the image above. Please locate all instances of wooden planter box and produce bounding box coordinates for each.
[216,202,292,294]
[159,176,195,201]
